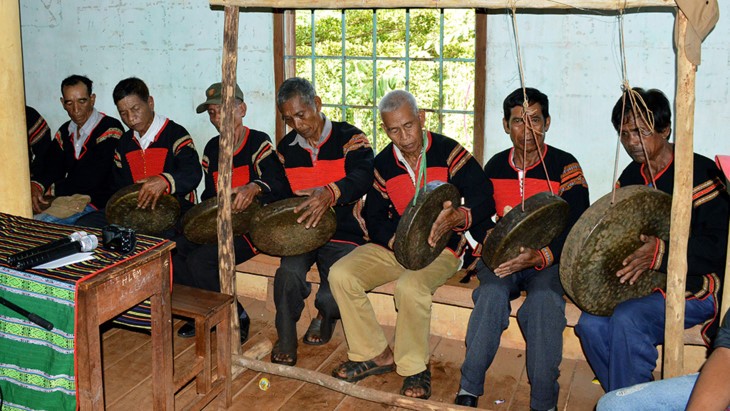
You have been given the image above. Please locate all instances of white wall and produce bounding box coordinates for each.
[20,0,276,166]
[20,3,730,202]
[483,9,730,201]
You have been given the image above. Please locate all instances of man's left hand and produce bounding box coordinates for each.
[428,201,464,247]
[293,187,334,229]
[136,176,168,209]
[494,247,542,277]
[616,234,656,285]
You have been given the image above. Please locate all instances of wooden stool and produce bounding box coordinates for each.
[171,284,233,410]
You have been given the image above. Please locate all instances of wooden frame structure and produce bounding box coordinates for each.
[210,0,713,381]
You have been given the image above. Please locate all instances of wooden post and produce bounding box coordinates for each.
[663,9,695,379]
[473,9,487,165]
[0,0,32,217]
[218,5,242,355]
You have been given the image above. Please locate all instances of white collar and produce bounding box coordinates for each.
[68,108,103,158]
[289,113,331,161]
[134,113,166,150]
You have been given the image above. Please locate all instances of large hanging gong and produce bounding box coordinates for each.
[394,181,461,270]
[482,191,569,271]
[248,196,337,256]
[182,196,261,244]
[106,183,180,235]
[560,185,670,316]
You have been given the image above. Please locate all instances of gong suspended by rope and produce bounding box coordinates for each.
[559,14,670,316]
[481,6,569,271]
[560,185,670,316]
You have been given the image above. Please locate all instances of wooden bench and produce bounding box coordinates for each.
[171,284,233,410]
[236,254,707,368]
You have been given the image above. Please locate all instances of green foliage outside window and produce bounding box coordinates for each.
[287,9,476,152]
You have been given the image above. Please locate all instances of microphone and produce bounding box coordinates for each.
[14,234,98,271]
[0,296,54,330]
[7,231,87,266]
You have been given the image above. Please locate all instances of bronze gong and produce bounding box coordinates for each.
[560,185,670,316]
[482,191,569,271]
[248,196,337,256]
[182,196,261,244]
[105,183,180,235]
[394,181,461,270]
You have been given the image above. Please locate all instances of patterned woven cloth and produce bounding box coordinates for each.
[0,212,169,410]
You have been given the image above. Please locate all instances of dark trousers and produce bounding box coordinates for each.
[172,234,256,316]
[273,241,356,351]
[459,261,566,411]
[575,291,715,393]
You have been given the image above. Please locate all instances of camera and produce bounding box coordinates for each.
[102,225,137,254]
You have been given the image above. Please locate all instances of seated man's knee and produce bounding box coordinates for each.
[473,282,510,307]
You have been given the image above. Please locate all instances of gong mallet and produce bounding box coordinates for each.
[0,296,54,330]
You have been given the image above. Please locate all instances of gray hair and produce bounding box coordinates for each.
[378,90,419,117]
[276,77,317,108]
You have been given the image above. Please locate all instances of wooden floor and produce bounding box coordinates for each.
[101,297,605,410]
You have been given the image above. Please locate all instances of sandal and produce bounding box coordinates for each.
[271,341,297,366]
[400,369,431,400]
[332,359,395,383]
[303,315,337,346]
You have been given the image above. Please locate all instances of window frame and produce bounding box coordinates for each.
[273,9,486,163]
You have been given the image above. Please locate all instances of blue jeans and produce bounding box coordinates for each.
[597,373,698,411]
[576,292,715,392]
[273,241,356,351]
[459,261,566,411]
[34,204,95,226]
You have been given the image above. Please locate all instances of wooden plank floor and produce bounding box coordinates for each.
[101,297,605,410]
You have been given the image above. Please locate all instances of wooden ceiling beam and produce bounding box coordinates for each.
[209,0,675,10]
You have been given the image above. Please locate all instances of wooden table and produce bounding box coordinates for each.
[75,241,176,410]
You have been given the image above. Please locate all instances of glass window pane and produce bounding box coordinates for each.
[345,108,377,146]
[315,10,343,56]
[294,11,313,57]
[376,9,406,58]
[375,60,407,103]
[442,112,474,152]
[443,10,475,60]
[442,61,475,111]
[321,106,344,123]
[408,61,440,111]
[345,61,373,107]
[314,59,343,105]
[422,110,442,135]
[409,9,440,59]
[295,59,313,81]
[345,10,373,57]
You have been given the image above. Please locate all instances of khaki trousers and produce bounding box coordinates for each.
[329,243,460,376]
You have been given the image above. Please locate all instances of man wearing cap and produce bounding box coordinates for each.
[271,77,374,366]
[32,75,124,225]
[173,82,292,342]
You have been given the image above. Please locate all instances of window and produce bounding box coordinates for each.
[275,9,486,158]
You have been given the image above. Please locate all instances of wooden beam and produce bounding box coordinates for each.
[211,0,674,10]
[0,0,31,217]
[218,5,243,355]
[663,9,694,379]
[473,9,487,165]
[273,10,286,143]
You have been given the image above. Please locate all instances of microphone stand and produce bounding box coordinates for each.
[0,295,54,330]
